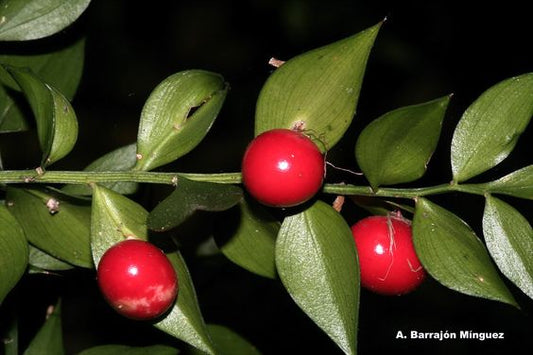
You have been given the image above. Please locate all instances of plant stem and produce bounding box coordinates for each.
[322,182,487,199]
[0,170,242,185]
[0,170,488,198]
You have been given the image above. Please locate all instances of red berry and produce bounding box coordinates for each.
[241,129,325,207]
[350,214,426,295]
[97,239,178,320]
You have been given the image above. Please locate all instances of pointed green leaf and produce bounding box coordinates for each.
[483,196,533,300]
[0,204,28,304]
[90,185,148,265]
[0,38,85,99]
[255,23,381,150]
[155,252,216,355]
[189,324,261,355]
[147,176,243,232]
[276,200,359,355]
[135,70,228,171]
[451,73,533,182]
[90,186,215,353]
[480,165,533,199]
[413,198,517,307]
[6,187,92,268]
[23,300,64,355]
[356,96,449,189]
[62,143,138,196]
[0,0,91,41]
[214,198,278,279]
[28,245,73,273]
[6,66,78,167]
[79,344,179,355]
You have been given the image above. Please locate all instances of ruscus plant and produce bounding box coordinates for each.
[1,1,533,354]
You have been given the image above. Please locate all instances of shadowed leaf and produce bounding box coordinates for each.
[154,252,216,355]
[79,344,178,355]
[6,66,78,167]
[0,204,28,304]
[6,187,91,268]
[214,198,278,279]
[148,176,242,232]
[23,300,64,355]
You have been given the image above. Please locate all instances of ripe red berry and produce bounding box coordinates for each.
[241,129,325,207]
[97,239,178,320]
[350,214,426,295]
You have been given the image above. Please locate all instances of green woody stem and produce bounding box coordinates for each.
[0,170,242,185]
[322,182,487,199]
[0,170,488,198]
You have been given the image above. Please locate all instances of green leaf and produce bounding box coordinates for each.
[6,187,92,268]
[0,38,85,99]
[355,96,449,189]
[23,300,64,355]
[451,73,533,182]
[90,186,215,353]
[28,245,73,273]
[6,66,78,167]
[90,185,148,265]
[147,176,243,232]
[0,85,28,132]
[214,198,278,279]
[255,22,381,151]
[480,165,533,199]
[189,324,261,355]
[0,38,85,133]
[412,198,517,307]
[135,70,228,171]
[62,143,138,196]
[0,204,28,304]
[483,196,533,300]
[0,0,91,41]
[78,344,179,355]
[154,252,216,355]
[275,200,359,355]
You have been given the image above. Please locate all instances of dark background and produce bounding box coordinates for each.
[2,1,533,354]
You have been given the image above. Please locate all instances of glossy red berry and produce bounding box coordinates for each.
[350,214,426,295]
[241,129,325,207]
[97,239,178,320]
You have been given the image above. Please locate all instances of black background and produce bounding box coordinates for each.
[1,1,533,354]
